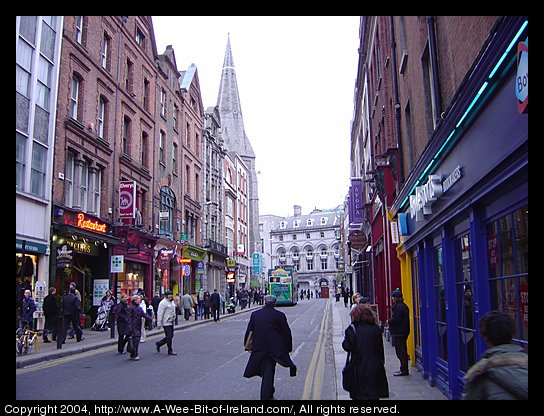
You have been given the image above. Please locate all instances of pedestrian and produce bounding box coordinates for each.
[115,293,130,354]
[151,291,161,327]
[210,288,221,322]
[387,288,410,376]
[67,282,81,339]
[350,292,361,315]
[182,292,193,321]
[342,303,389,400]
[138,291,148,343]
[42,287,58,342]
[21,289,36,330]
[243,295,297,400]
[101,289,116,329]
[61,287,84,343]
[191,292,199,320]
[155,290,178,356]
[462,310,528,400]
[174,292,181,325]
[198,288,205,319]
[126,294,152,361]
[203,290,211,319]
[343,287,350,308]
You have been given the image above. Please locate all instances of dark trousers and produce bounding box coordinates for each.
[260,357,277,400]
[62,314,82,342]
[43,315,58,341]
[392,335,409,374]
[184,308,190,321]
[129,336,140,358]
[118,332,130,353]
[156,325,174,352]
[211,306,220,322]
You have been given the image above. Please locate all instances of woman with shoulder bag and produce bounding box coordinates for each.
[342,303,389,400]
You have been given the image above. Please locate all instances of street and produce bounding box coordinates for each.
[16,299,336,400]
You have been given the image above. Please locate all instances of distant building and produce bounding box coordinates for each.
[269,205,343,298]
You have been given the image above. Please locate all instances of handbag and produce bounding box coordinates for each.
[244,331,253,352]
[342,324,358,393]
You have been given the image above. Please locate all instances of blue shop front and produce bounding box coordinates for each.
[391,17,528,399]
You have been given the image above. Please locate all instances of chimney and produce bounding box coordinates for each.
[293,205,301,217]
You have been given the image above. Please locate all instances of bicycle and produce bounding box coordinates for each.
[15,325,39,356]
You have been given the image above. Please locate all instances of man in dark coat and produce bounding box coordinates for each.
[42,287,58,342]
[61,287,83,343]
[115,294,130,354]
[243,295,296,400]
[210,288,221,322]
[387,288,410,376]
[21,289,36,329]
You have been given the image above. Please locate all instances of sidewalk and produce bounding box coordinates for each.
[15,306,254,369]
[332,298,446,400]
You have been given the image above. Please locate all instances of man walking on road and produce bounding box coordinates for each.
[387,288,410,376]
[243,295,297,400]
[155,290,178,356]
[210,288,221,322]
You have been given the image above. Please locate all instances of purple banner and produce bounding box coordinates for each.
[349,178,363,227]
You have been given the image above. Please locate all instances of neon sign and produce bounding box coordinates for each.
[77,213,107,233]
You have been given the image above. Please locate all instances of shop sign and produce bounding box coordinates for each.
[93,279,109,306]
[516,38,528,114]
[119,181,136,219]
[56,244,73,267]
[197,261,205,274]
[409,167,463,221]
[16,239,48,254]
[111,255,124,273]
[226,271,235,283]
[226,258,236,268]
[54,206,111,234]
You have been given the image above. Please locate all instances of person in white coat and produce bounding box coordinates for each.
[155,291,178,355]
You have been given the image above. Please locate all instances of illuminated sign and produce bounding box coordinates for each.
[77,213,107,233]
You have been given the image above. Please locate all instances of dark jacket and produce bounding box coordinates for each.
[21,296,37,323]
[62,293,81,317]
[210,292,221,308]
[243,305,295,378]
[463,343,528,400]
[388,300,410,337]
[115,301,129,336]
[42,293,58,317]
[126,303,151,338]
[342,321,389,399]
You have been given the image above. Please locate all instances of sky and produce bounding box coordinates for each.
[152,16,360,218]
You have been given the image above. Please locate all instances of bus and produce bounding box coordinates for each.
[268,266,298,306]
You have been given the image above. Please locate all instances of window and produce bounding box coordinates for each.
[143,78,150,111]
[185,122,191,147]
[36,56,52,112]
[125,58,133,92]
[320,231,325,238]
[433,245,448,361]
[135,28,145,48]
[307,257,314,271]
[64,151,74,207]
[185,165,190,196]
[306,232,311,239]
[98,97,106,139]
[122,116,131,156]
[172,142,178,174]
[141,132,148,167]
[101,33,110,70]
[194,173,199,200]
[307,218,314,226]
[88,167,101,216]
[173,104,179,131]
[30,143,47,198]
[75,16,83,44]
[159,130,165,164]
[320,217,328,225]
[16,133,26,190]
[78,159,88,210]
[487,205,528,350]
[279,221,287,229]
[292,234,297,240]
[70,76,80,120]
[160,89,166,118]
[412,251,423,366]
[293,220,300,228]
[159,187,175,237]
[455,233,476,373]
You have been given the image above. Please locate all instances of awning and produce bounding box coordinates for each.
[182,244,206,261]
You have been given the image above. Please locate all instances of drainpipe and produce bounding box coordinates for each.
[427,16,442,126]
[389,16,405,186]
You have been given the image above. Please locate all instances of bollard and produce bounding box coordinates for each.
[56,315,64,349]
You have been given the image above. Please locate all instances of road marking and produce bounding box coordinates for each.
[301,300,329,399]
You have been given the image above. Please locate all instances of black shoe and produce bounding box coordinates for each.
[43,339,51,343]
[156,343,161,353]
[168,351,178,356]
[393,371,409,376]
[77,338,85,342]
[290,365,297,377]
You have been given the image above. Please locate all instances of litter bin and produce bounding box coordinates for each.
[79,314,87,329]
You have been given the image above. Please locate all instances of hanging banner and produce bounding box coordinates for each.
[119,181,136,219]
[349,178,363,228]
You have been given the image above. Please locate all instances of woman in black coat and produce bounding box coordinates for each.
[126,295,152,360]
[342,304,389,400]
[115,294,130,354]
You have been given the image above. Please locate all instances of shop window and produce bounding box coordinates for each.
[433,245,448,361]
[487,205,528,351]
[455,233,476,372]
